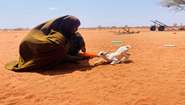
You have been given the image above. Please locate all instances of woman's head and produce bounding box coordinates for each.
[68,32,86,55]
[59,15,81,35]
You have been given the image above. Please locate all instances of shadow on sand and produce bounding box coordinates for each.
[15,59,133,76]
[15,59,94,75]
[41,59,94,75]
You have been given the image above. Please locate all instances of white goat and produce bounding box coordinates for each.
[97,45,131,64]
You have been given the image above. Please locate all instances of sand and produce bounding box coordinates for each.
[1,29,185,105]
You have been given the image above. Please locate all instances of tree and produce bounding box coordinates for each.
[161,0,185,10]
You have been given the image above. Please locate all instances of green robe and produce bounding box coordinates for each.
[5,16,85,71]
[5,29,69,71]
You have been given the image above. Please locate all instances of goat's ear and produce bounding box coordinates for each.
[126,45,131,49]
[98,53,103,56]
[97,52,102,56]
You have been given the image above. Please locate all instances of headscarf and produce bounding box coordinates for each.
[60,15,80,33]
[51,15,81,39]
[39,15,81,39]
[68,32,85,55]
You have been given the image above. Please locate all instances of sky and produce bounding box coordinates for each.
[0,0,185,28]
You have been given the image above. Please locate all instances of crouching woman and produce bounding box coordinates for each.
[5,15,86,71]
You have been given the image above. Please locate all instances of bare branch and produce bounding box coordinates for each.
[161,0,185,10]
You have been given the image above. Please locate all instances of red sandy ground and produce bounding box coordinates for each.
[1,29,185,105]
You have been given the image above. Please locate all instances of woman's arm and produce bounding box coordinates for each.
[40,19,56,35]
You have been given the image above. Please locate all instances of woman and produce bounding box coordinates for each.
[5,15,86,71]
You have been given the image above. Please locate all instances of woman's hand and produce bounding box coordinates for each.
[81,46,86,52]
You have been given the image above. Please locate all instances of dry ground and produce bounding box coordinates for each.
[0,29,185,105]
